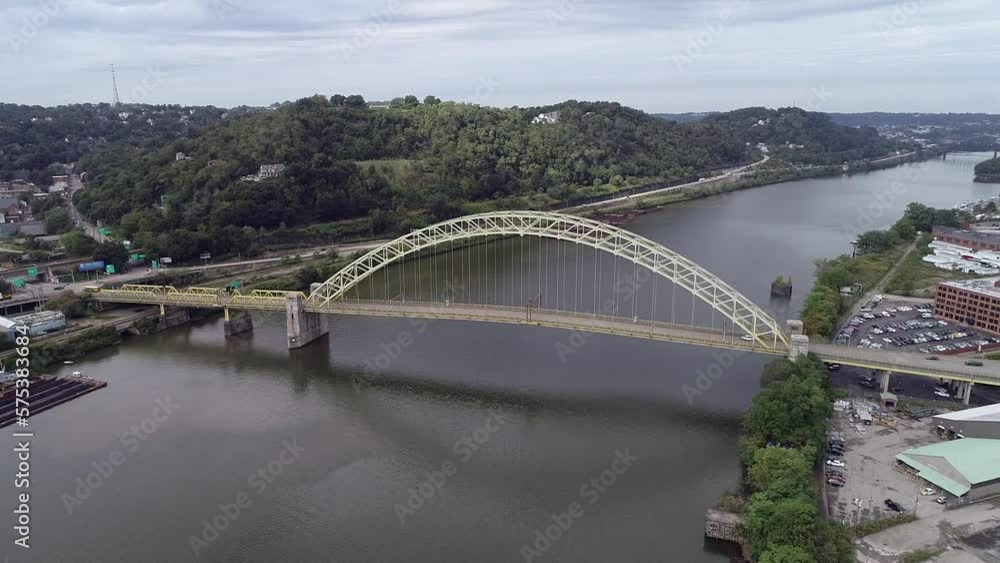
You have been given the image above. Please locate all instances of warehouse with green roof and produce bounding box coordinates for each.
[896,438,1000,500]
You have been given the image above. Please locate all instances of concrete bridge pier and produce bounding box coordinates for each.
[224,308,254,338]
[878,370,891,393]
[786,320,809,360]
[955,381,974,406]
[287,293,328,350]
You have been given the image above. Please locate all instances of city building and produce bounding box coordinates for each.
[896,438,1000,500]
[0,198,23,223]
[241,164,287,182]
[933,277,1000,334]
[933,404,1000,440]
[531,111,561,125]
[923,239,1000,275]
[933,226,1000,252]
[0,310,66,339]
[50,175,70,192]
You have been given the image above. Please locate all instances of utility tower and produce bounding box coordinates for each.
[111,64,121,107]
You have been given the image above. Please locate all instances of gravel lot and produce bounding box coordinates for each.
[825,401,949,526]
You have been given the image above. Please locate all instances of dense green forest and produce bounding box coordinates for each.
[2,96,907,261]
[74,97,755,259]
[0,102,244,184]
[700,107,905,165]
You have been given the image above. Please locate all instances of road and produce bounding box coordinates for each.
[66,174,109,243]
[567,154,770,209]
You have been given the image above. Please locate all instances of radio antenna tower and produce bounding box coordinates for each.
[111,64,121,107]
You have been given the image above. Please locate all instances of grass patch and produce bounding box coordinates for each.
[986,352,1000,361]
[848,513,917,538]
[900,547,945,563]
[884,235,980,296]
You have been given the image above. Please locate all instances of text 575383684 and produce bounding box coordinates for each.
[12,323,33,550]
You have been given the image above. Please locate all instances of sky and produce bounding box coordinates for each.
[1,0,998,113]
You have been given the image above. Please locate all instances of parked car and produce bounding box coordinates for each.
[826,363,841,371]
[884,499,904,513]
[860,380,877,389]
[926,355,939,361]
[965,360,984,367]
[934,389,951,399]
[920,488,935,496]
[826,459,846,468]
[827,479,845,487]
[935,497,947,505]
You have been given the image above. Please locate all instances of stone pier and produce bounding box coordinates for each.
[224,309,254,338]
[286,293,328,350]
[786,320,809,360]
[879,370,892,394]
[955,381,974,405]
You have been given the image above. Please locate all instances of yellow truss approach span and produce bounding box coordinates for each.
[307,211,788,348]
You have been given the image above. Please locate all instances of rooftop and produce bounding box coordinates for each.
[935,403,1000,424]
[941,276,1000,297]
[934,226,1000,244]
[896,438,1000,496]
[4,310,66,326]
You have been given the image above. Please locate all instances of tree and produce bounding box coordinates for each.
[758,545,815,563]
[344,95,366,108]
[44,208,73,234]
[46,290,89,318]
[60,229,98,257]
[890,217,917,241]
[746,494,819,557]
[0,278,11,297]
[423,95,441,105]
[403,95,419,108]
[94,242,129,269]
[743,375,831,449]
[748,446,816,497]
[854,230,898,255]
[330,94,347,106]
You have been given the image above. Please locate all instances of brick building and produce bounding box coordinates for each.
[934,277,1000,334]
[932,226,1000,252]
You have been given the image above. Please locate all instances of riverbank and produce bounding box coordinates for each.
[577,150,934,225]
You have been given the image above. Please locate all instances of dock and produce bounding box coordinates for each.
[0,375,107,428]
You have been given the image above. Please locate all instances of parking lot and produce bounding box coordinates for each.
[835,297,1000,356]
[825,401,950,526]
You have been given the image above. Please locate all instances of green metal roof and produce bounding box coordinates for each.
[896,438,1000,497]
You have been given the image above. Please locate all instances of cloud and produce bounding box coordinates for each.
[0,0,997,112]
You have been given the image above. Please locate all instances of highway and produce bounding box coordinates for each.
[567,154,770,210]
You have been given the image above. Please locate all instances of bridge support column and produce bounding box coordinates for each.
[788,334,810,360]
[961,381,974,406]
[286,294,327,350]
[879,370,891,394]
[224,309,253,338]
[786,320,804,336]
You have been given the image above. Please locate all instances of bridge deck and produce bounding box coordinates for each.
[93,292,999,386]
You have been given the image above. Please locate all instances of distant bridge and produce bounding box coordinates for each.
[91,211,999,394]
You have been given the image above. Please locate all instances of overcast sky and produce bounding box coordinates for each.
[1,0,998,112]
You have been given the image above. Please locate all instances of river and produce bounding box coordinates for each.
[3,152,996,563]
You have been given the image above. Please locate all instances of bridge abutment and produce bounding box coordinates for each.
[224,309,254,338]
[878,370,891,394]
[287,294,328,350]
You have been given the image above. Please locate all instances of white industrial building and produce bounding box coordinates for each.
[923,240,1000,275]
[933,404,1000,440]
[0,310,66,339]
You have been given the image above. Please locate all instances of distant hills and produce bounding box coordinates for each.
[1,97,908,260]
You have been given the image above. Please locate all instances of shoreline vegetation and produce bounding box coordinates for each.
[974,155,1000,183]
[800,202,969,340]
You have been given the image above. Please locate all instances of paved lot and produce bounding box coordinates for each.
[836,299,1000,357]
[857,497,1000,562]
[825,404,949,526]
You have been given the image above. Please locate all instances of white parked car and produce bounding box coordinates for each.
[920,488,936,496]
[934,389,951,399]
[826,459,845,467]
[741,335,754,342]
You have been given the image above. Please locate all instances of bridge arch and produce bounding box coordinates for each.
[307,211,788,347]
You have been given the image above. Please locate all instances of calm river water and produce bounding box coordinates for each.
[3,152,996,563]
